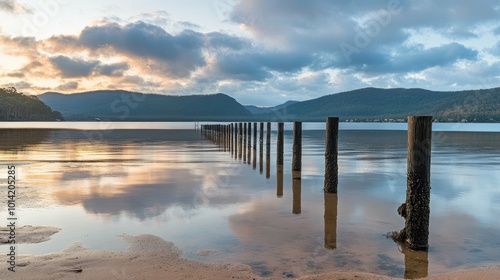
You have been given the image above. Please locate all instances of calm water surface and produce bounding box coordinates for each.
[1,122,499,278]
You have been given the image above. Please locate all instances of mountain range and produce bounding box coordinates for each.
[37,87,500,122]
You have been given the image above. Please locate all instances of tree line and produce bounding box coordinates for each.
[0,87,64,121]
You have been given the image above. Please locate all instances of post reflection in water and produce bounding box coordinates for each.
[266,150,271,179]
[402,245,429,279]
[324,193,338,250]
[252,139,257,170]
[292,171,301,214]
[276,164,283,198]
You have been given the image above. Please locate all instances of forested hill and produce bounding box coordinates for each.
[38,90,251,121]
[0,88,64,121]
[265,87,500,122]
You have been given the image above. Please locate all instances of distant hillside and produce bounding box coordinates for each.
[38,90,251,121]
[265,87,500,122]
[245,100,299,115]
[0,87,63,121]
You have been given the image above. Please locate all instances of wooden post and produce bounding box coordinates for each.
[395,116,432,250]
[238,123,243,160]
[266,122,271,179]
[234,123,238,159]
[223,125,226,151]
[324,117,339,193]
[247,122,251,165]
[259,122,264,174]
[230,123,233,155]
[324,193,338,250]
[253,122,257,147]
[292,122,302,172]
[243,122,247,162]
[292,171,301,214]
[277,122,284,166]
[253,122,257,169]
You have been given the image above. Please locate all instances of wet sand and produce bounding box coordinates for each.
[0,226,60,244]
[0,228,498,280]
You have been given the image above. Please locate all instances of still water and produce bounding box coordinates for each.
[1,122,499,278]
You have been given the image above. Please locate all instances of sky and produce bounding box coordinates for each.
[0,0,499,106]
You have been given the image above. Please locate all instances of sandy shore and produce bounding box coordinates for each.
[0,229,498,280]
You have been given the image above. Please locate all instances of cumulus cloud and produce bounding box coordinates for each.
[49,56,100,78]
[49,55,130,78]
[78,21,206,77]
[0,0,498,103]
[56,81,79,91]
[494,26,500,35]
[229,0,496,74]
[489,41,500,56]
[352,43,478,74]
[95,62,129,77]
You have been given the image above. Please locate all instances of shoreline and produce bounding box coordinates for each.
[0,230,498,280]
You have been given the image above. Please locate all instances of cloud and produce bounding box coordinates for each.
[229,0,494,74]
[355,43,478,74]
[494,26,500,35]
[6,72,24,78]
[0,0,32,14]
[0,1,498,104]
[2,81,31,89]
[95,62,129,77]
[56,81,79,91]
[489,41,500,56]
[49,55,130,78]
[78,21,206,77]
[205,32,248,50]
[49,55,100,78]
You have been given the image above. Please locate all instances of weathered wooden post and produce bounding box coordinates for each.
[238,122,243,160]
[292,122,302,172]
[253,122,257,169]
[243,122,247,162]
[253,122,257,146]
[277,122,284,166]
[292,171,301,214]
[259,122,264,174]
[324,193,338,250]
[225,124,228,151]
[230,123,233,155]
[234,123,238,159]
[324,117,339,193]
[247,122,251,165]
[266,122,271,179]
[394,116,432,250]
[223,125,226,151]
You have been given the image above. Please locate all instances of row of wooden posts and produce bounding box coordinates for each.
[200,116,432,251]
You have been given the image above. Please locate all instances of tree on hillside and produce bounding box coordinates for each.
[0,87,64,121]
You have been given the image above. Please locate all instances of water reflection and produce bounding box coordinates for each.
[259,141,264,174]
[276,165,283,198]
[402,245,429,279]
[0,129,50,151]
[292,171,301,214]
[1,126,499,279]
[324,193,338,250]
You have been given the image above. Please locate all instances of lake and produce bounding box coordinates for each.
[1,122,499,278]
